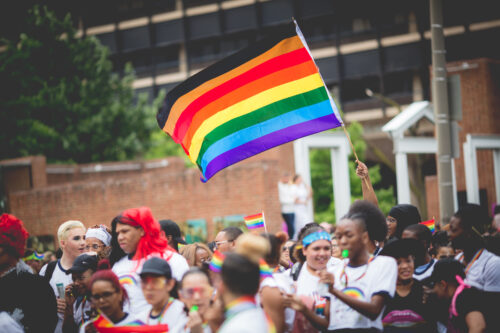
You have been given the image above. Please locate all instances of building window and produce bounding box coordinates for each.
[121,26,150,52]
[154,45,180,74]
[188,38,220,68]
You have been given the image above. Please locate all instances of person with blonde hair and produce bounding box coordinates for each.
[217,233,275,332]
[40,220,86,333]
[180,243,213,268]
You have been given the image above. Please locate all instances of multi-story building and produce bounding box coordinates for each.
[2,0,500,218]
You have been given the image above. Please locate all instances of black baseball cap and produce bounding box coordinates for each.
[140,257,172,279]
[68,254,98,274]
[422,258,465,287]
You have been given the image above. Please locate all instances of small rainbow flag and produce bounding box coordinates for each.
[92,313,168,332]
[244,213,265,230]
[156,20,343,181]
[23,251,44,261]
[420,219,435,233]
[97,325,168,332]
[259,258,273,278]
[209,250,225,273]
[92,313,113,328]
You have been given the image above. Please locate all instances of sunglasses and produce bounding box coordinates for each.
[141,276,168,289]
[180,286,212,299]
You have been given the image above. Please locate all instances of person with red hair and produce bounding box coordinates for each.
[0,213,58,333]
[110,207,189,314]
[79,261,141,332]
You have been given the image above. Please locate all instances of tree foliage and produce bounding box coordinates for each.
[0,6,163,163]
[311,122,395,224]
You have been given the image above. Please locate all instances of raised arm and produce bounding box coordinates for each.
[356,161,378,206]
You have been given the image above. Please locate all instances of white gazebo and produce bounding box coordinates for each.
[293,131,351,222]
[382,101,458,209]
[463,134,500,204]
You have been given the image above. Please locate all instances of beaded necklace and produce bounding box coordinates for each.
[339,255,374,288]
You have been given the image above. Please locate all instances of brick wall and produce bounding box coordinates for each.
[7,156,286,243]
[426,58,500,219]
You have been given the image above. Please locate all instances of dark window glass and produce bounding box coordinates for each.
[96,32,117,54]
[188,13,221,40]
[316,57,339,85]
[261,0,293,26]
[154,45,180,74]
[155,19,184,46]
[343,50,380,79]
[188,38,220,66]
[297,0,335,19]
[224,6,257,33]
[384,43,423,72]
[121,26,150,52]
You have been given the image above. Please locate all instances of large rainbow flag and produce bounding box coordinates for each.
[157,20,343,181]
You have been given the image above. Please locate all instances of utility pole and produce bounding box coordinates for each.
[430,0,455,224]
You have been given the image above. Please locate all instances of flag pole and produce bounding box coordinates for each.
[262,211,268,234]
[341,124,371,189]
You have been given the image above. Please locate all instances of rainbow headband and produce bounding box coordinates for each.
[302,231,331,247]
[23,251,44,261]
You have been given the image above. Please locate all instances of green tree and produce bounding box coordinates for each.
[311,122,396,224]
[0,6,162,163]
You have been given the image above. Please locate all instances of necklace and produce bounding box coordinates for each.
[339,255,374,287]
[148,297,174,324]
[464,248,484,274]
[224,296,256,321]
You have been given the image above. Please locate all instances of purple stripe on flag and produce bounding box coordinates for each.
[203,114,341,180]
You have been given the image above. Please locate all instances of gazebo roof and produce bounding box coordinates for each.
[382,101,434,138]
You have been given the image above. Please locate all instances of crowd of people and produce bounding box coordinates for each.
[1,164,500,333]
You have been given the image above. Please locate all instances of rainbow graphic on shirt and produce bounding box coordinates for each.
[342,287,365,299]
[118,274,137,286]
[315,301,326,315]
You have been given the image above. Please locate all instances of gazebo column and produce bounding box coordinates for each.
[395,152,411,204]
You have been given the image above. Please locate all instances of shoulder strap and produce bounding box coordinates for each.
[44,260,58,281]
[290,262,303,281]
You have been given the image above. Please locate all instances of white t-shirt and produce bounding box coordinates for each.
[328,255,397,331]
[457,249,500,292]
[79,312,141,333]
[218,307,270,333]
[413,258,436,281]
[39,260,74,333]
[278,182,296,213]
[295,263,331,317]
[112,251,189,314]
[259,273,295,332]
[327,257,343,270]
[137,299,187,333]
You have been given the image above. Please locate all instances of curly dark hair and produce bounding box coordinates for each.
[347,200,387,242]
